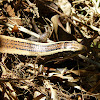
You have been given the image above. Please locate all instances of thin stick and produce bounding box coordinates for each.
[0,21,53,43]
[78,54,100,68]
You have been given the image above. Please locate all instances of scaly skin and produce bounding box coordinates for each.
[0,35,86,56]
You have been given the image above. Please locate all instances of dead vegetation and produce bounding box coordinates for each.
[0,0,100,100]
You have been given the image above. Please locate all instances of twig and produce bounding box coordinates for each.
[78,54,100,68]
[90,25,100,35]
[0,21,53,43]
[31,18,42,35]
